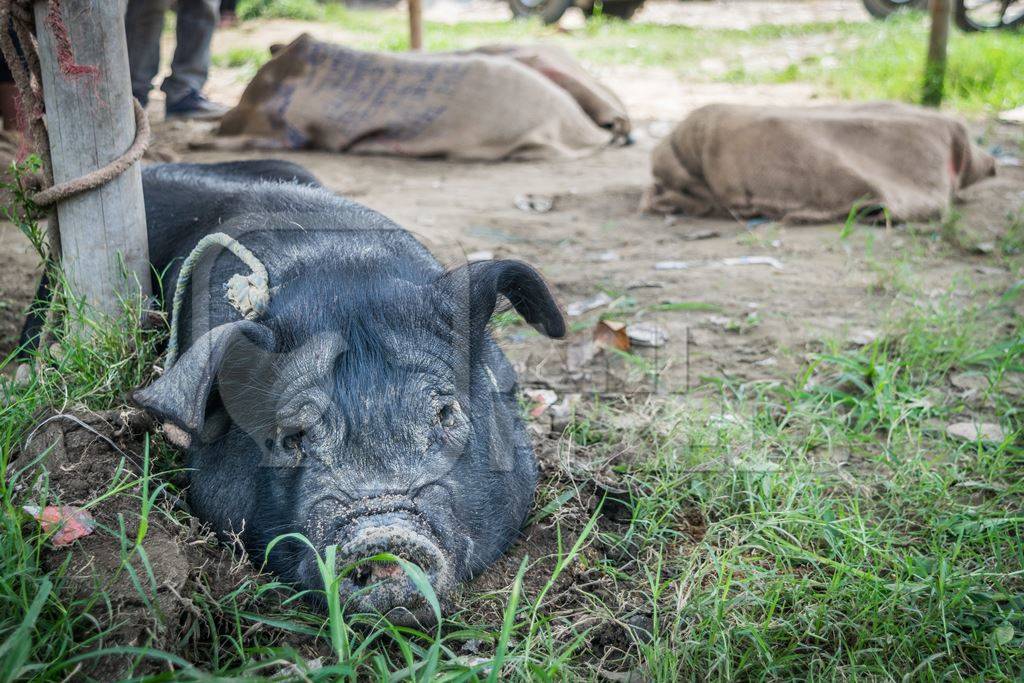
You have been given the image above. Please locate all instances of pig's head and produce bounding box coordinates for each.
[135,258,564,624]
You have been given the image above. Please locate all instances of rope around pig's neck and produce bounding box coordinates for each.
[164,233,270,369]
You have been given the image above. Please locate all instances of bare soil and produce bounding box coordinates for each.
[10,410,252,680]
[4,75,1022,388]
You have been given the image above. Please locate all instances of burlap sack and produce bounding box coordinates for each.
[642,102,997,223]
[466,44,630,139]
[217,34,623,161]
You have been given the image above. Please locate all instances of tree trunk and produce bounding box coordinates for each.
[408,0,423,50]
[923,0,951,107]
[34,0,151,319]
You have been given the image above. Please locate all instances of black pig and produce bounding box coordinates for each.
[129,161,565,623]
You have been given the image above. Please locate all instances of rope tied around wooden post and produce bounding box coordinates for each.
[31,99,150,208]
[0,0,151,248]
[1,0,151,356]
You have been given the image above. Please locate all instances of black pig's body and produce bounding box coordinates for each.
[129,161,565,621]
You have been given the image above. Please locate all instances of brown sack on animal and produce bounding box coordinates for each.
[467,44,631,139]
[218,34,621,161]
[642,102,996,223]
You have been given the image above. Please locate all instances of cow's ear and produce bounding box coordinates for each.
[133,321,276,442]
[440,259,566,339]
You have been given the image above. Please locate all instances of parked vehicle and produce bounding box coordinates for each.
[508,0,1023,30]
[861,0,928,18]
[508,0,644,24]
[862,0,1024,30]
[954,0,1024,30]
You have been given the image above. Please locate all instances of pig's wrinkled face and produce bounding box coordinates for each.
[247,300,496,623]
[134,259,565,625]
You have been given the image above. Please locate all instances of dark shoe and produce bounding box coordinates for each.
[165,90,229,121]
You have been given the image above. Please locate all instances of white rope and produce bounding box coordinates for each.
[165,233,270,369]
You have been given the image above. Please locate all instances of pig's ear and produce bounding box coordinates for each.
[443,259,566,339]
[133,320,276,439]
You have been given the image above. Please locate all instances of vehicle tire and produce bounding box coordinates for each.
[508,0,576,24]
[861,0,928,19]
[954,0,1024,31]
[585,0,645,20]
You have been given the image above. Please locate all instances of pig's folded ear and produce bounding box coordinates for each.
[443,259,566,339]
[133,320,276,439]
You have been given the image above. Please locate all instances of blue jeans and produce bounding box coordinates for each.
[125,0,219,105]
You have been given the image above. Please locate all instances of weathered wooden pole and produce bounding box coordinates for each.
[922,0,951,106]
[33,0,151,318]
[408,0,423,50]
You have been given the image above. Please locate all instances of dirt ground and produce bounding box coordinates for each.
[2,54,1021,390]
[4,133,1020,389]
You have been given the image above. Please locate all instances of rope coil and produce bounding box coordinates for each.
[165,233,271,369]
[0,0,151,235]
[32,99,150,208]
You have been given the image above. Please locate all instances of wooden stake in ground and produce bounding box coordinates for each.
[409,0,423,50]
[923,0,951,106]
[33,0,151,317]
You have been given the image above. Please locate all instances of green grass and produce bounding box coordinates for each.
[211,46,272,82]
[245,6,857,70]
[237,0,324,21]
[649,301,722,313]
[760,14,1024,113]
[827,16,1024,113]
[2,237,1022,678]
[211,46,270,70]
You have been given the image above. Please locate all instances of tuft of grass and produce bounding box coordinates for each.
[211,46,270,70]
[236,0,323,21]
[814,15,1024,113]
[649,301,722,313]
[999,209,1024,257]
[211,46,272,83]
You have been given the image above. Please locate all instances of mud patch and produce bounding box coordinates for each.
[9,410,256,680]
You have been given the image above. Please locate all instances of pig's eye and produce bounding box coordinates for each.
[437,402,459,429]
[281,430,305,452]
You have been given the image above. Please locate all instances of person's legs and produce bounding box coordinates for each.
[160,0,219,106]
[124,0,169,106]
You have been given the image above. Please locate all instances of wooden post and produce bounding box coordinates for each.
[34,0,151,319]
[408,0,423,50]
[923,0,951,107]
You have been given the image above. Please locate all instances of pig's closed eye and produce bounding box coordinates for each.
[437,402,459,429]
[282,430,305,452]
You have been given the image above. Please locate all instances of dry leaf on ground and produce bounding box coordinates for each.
[23,505,96,547]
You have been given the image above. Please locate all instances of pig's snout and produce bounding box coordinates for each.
[335,506,453,624]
